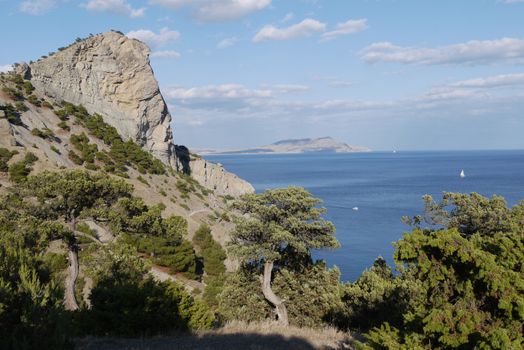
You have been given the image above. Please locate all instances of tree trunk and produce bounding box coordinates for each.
[64,247,79,311]
[261,260,289,325]
[64,212,79,311]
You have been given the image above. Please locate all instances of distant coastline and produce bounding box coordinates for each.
[196,136,371,155]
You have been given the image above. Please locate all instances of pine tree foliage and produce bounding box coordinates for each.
[354,193,524,349]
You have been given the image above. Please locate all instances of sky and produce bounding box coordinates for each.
[1,0,524,151]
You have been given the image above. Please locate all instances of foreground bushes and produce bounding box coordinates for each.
[0,170,213,349]
[346,193,524,349]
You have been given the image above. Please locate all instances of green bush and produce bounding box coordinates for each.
[2,86,23,100]
[0,103,22,125]
[70,133,98,164]
[31,128,45,138]
[86,278,213,336]
[357,193,524,349]
[137,175,150,186]
[15,101,28,112]
[23,81,35,94]
[27,94,41,106]
[193,224,226,278]
[57,121,70,131]
[8,152,38,182]
[0,147,18,172]
[68,150,83,165]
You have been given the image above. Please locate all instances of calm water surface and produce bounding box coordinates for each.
[205,151,524,281]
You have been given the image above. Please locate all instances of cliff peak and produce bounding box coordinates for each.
[6,31,253,196]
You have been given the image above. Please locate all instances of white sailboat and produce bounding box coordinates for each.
[460,169,466,178]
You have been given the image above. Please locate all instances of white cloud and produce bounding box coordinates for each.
[359,38,524,65]
[165,84,273,100]
[281,12,294,23]
[164,73,524,128]
[19,0,57,15]
[270,84,310,93]
[150,50,181,58]
[0,64,13,73]
[150,0,271,21]
[310,75,352,87]
[126,27,180,48]
[451,73,524,88]
[81,0,145,18]
[253,18,326,42]
[321,18,368,41]
[217,37,238,49]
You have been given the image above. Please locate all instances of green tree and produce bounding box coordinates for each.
[358,193,524,349]
[23,170,132,310]
[228,186,339,325]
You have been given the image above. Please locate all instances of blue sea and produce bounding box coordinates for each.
[205,151,524,281]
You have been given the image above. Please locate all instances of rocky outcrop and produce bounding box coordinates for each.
[22,31,253,196]
[190,158,254,197]
[27,31,175,167]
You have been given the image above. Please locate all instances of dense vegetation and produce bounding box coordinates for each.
[2,69,522,348]
[56,102,166,176]
[223,187,340,326]
[0,170,213,349]
[343,193,524,349]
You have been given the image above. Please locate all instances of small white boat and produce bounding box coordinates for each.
[460,169,466,178]
[352,207,359,211]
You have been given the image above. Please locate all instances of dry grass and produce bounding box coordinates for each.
[76,321,353,350]
[214,321,351,349]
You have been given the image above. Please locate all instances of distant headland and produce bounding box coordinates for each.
[196,137,371,155]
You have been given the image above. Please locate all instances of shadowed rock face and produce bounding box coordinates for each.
[23,31,253,196]
[28,31,175,167]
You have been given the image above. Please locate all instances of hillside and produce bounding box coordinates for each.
[0,31,357,350]
[197,137,370,155]
[0,31,255,309]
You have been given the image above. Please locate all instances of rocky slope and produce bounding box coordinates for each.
[16,31,253,196]
[199,136,370,154]
[0,32,255,299]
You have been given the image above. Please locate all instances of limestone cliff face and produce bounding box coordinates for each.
[27,31,174,166]
[190,158,255,197]
[23,31,253,196]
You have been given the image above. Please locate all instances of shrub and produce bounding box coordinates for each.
[70,133,98,164]
[137,175,150,186]
[8,152,38,183]
[23,81,35,94]
[15,101,28,112]
[68,150,83,165]
[357,193,524,349]
[27,94,41,106]
[57,121,70,131]
[2,86,23,100]
[31,128,45,138]
[54,109,68,120]
[87,278,213,336]
[193,224,226,278]
[50,145,61,154]
[1,103,21,125]
[0,147,18,172]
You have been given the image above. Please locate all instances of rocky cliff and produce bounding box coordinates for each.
[17,31,253,196]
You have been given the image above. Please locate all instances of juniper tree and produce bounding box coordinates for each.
[24,170,132,310]
[228,186,339,325]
